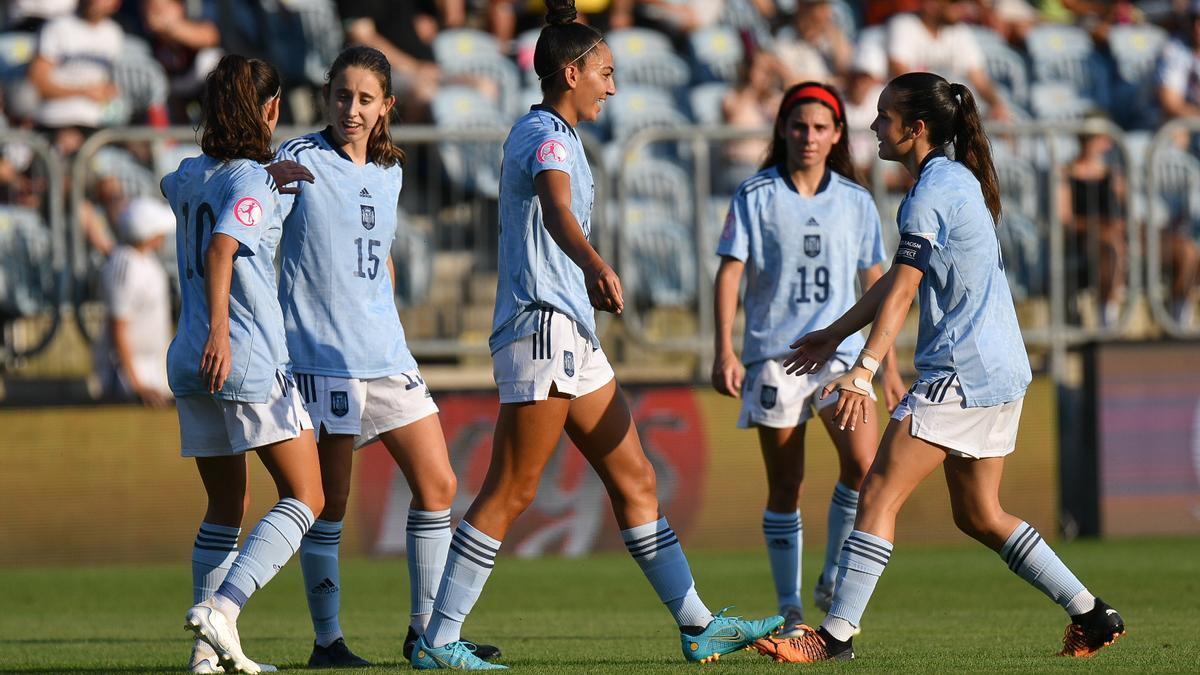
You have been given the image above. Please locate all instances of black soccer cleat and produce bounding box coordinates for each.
[307,638,371,668]
[404,625,503,662]
[1059,597,1126,657]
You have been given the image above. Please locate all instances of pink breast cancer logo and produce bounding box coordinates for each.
[536,139,569,164]
[233,197,263,227]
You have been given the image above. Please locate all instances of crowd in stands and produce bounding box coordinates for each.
[3,0,1200,399]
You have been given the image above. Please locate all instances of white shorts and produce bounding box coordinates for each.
[177,370,313,457]
[294,370,440,448]
[492,309,615,404]
[892,374,1024,459]
[738,357,876,429]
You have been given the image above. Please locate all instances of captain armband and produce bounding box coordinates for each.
[893,233,933,272]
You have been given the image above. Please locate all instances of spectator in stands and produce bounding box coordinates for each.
[1156,2,1200,124]
[721,49,787,190]
[842,41,889,174]
[779,0,854,83]
[138,0,220,122]
[1057,113,1127,327]
[4,0,77,32]
[94,196,174,407]
[339,0,451,122]
[885,0,1011,119]
[635,0,725,48]
[26,0,124,156]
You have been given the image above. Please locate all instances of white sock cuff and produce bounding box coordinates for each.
[407,509,453,538]
[620,517,668,542]
[832,483,859,508]
[458,520,501,549]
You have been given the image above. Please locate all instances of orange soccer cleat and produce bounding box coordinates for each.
[1059,598,1126,657]
[751,626,855,663]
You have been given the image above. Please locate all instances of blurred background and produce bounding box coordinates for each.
[1,0,1198,568]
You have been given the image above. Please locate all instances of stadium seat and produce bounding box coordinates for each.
[1108,24,1169,129]
[976,31,1030,108]
[997,211,1045,300]
[1149,145,1200,227]
[604,85,689,149]
[91,146,160,199]
[287,0,344,86]
[689,26,743,83]
[390,207,432,307]
[431,86,510,200]
[111,54,168,125]
[515,28,542,87]
[0,31,36,82]
[605,28,675,61]
[433,29,523,115]
[624,220,698,308]
[688,82,731,126]
[1025,23,1111,109]
[1029,80,1092,121]
[621,156,693,225]
[0,206,54,320]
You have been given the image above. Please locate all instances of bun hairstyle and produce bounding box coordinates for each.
[887,72,1002,224]
[760,81,863,186]
[200,54,281,164]
[326,45,405,168]
[534,0,605,94]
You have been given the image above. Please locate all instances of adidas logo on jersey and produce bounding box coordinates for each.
[806,217,820,227]
[359,187,371,198]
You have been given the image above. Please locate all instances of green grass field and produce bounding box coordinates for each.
[3,537,1197,673]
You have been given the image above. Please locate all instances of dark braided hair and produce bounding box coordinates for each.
[534,0,605,95]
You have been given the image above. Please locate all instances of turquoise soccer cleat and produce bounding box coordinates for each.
[410,636,508,670]
[681,608,785,664]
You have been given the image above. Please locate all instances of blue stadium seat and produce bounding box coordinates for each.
[688,82,731,126]
[390,207,431,307]
[997,211,1045,300]
[604,85,689,147]
[1149,145,1200,227]
[605,28,675,61]
[1026,23,1111,109]
[0,32,36,82]
[433,28,523,115]
[622,157,693,225]
[603,29,690,90]
[431,86,510,199]
[287,0,344,86]
[974,29,1029,108]
[0,206,54,319]
[689,26,743,83]
[1029,80,1093,121]
[91,147,160,199]
[515,28,542,87]
[1108,24,1169,129]
[992,148,1040,221]
[624,220,697,308]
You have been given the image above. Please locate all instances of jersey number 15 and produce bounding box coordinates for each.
[355,237,382,280]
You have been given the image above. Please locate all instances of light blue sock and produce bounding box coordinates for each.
[216,498,314,610]
[824,530,893,641]
[622,517,714,628]
[1000,521,1094,615]
[762,510,802,613]
[192,522,240,604]
[406,508,452,634]
[823,483,859,588]
[300,519,343,647]
[425,521,500,648]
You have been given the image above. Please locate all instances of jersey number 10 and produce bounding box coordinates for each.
[183,201,216,279]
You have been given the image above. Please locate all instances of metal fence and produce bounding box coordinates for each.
[1,120,1198,381]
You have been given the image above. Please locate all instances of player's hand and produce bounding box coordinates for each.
[881,366,906,413]
[265,160,315,194]
[783,328,840,375]
[583,259,624,314]
[821,366,873,431]
[711,350,744,398]
[199,329,232,394]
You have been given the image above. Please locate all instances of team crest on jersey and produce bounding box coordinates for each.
[804,234,821,258]
[806,217,820,227]
[233,197,262,226]
[360,204,375,230]
[536,139,569,165]
[760,385,778,410]
[563,351,576,377]
[330,391,349,417]
[719,208,735,241]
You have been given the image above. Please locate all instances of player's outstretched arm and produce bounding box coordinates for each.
[859,264,907,410]
[783,265,895,375]
[711,256,745,397]
[200,234,238,393]
[534,169,623,314]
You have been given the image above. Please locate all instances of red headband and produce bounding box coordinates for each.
[782,85,842,123]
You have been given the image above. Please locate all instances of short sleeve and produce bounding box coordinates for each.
[716,191,751,261]
[857,198,887,268]
[898,194,945,249]
[211,165,277,256]
[526,130,576,179]
[1156,42,1188,95]
[36,20,66,63]
[950,26,984,73]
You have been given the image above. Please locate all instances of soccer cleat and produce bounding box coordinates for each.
[184,598,260,674]
[190,639,278,673]
[1059,598,1126,657]
[813,573,834,613]
[681,608,785,664]
[307,637,371,668]
[752,626,854,663]
[410,635,508,670]
[774,606,810,639]
[404,626,502,662]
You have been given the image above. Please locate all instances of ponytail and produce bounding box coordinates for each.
[948,83,1001,223]
[326,45,405,167]
[534,0,605,95]
[888,72,1001,224]
[200,54,280,164]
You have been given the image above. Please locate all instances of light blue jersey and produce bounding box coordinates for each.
[718,166,886,366]
[275,129,416,378]
[162,155,288,403]
[898,153,1031,407]
[490,105,596,354]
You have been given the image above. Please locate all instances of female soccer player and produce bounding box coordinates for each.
[408,1,782,670]
[711,81,904,636]
[273,46,499,668]
[752,72,1126,662]
[164,55,324,675]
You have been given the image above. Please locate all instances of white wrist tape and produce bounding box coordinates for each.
[856,348,882,377]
